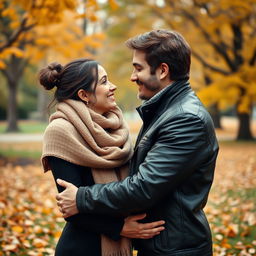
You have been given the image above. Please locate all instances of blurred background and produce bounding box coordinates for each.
[0,0,255,255]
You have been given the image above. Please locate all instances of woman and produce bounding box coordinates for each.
[39,58,164,256]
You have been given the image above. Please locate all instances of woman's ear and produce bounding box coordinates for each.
[159,63,169,80]
[77,89,89,104]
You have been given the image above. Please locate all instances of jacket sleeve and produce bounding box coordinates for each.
[77,114,210,216]
[48,156,124,241]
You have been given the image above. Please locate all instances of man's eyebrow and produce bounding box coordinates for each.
[133,63,143,68]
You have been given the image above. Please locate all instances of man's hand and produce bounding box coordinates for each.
[120,213,165,239]
[56,179,79,218]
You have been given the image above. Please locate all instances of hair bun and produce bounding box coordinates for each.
[39,62,63,90]
[48,62,63,73]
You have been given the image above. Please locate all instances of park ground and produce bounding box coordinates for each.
[0,117,256,256]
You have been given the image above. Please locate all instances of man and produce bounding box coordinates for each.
[56,29,219,256]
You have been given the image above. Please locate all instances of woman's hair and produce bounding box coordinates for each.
[38,58,99,102]
[126,29,191,81]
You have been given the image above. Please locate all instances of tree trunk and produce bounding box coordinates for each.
[236,112,254,140]
[6,80,19,132]
[203,75,222,129]
[2,55,27,132]
[208,103,222,129]
[37,88,49,122]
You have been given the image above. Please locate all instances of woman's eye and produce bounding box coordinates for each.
[101,78,107,84]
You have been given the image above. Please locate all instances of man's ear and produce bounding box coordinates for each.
[77,89,89,103]
[159,63,169,80]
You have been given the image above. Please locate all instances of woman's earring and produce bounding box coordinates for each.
[85,101,88,105]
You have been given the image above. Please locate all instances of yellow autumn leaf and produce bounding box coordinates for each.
[0,60,6,69]
[10,20,20,29]
[23,240,31,248]
[32,238,47,248]
[221,243,232,249]
[11,225,23,233]
[54,230,62,239]
[2,8,17,19]
[62,0,77,10]
[35,38,52,46]
[109,0,119,10]
[2,244,18,251]
[88,13,98,22]
[34,225,43,234]
[4,47,24,58]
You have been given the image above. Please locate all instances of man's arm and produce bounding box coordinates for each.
[59,114,209,216]
[49,156,124,240]
[53,159,166,239]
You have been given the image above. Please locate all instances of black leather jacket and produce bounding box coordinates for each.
[77,79,219,256]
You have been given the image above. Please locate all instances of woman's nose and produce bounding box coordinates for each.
[109,82,117,91]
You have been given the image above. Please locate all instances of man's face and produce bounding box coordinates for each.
[131,50,162,100]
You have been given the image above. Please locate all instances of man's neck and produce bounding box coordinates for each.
[143,81,174,104]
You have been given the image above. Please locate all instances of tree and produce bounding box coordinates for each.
[0,0,112,132]
[149,0,256,140]
[101,0,256,140]
[96,0,162,111]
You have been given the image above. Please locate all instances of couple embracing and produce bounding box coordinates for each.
[39,29,218,256]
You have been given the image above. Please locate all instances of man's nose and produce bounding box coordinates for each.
[130,71,137,82]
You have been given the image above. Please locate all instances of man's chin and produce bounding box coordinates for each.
[138,93,149,101]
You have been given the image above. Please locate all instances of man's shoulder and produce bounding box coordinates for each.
[156,93,214,131]
[173,92,211,121]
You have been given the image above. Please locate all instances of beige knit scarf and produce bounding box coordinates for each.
[41,99,133,256]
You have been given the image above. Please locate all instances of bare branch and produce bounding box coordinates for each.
[231,24,244,70]
[0,63,12,81]
[152,6,177,29]
[0,17,36,53]
[181,9,237,71]
[192,0,209,13]
[192,50,231,75]
[249,48,256,66]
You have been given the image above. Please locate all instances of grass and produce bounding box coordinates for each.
[0,148,41,159]
[210,188,256,244]
[0,121,47,134]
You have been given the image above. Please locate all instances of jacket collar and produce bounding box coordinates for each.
[136,79,191,120]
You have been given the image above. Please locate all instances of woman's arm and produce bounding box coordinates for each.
[48,156,124,241]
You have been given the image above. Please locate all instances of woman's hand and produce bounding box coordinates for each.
[120,213,165,239]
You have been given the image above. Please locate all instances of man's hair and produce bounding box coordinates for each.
[126,29,191,81]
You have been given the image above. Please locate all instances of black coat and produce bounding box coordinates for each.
[77,79,219,256]
[48,157,124,256]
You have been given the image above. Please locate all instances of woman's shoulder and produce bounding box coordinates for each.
[44,118,76,136]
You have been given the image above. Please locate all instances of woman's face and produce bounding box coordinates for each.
[88,65,117,114]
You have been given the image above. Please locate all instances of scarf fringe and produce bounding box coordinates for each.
[101,235,132,256]
[102,248,132,256]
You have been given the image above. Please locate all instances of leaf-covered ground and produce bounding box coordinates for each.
[0,142,255,256]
